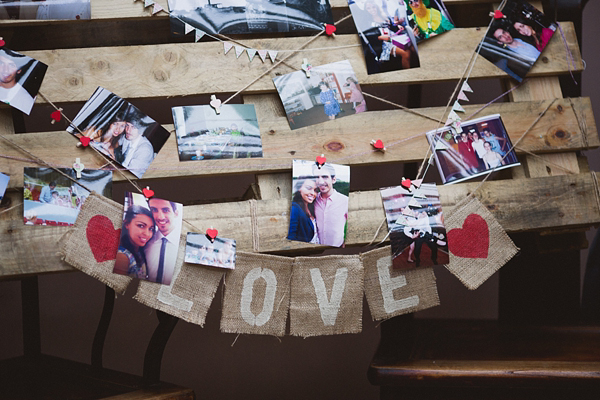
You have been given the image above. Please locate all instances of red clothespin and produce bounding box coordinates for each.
[370,139,386,152]
[50,108,62,124]
[315,154,326,169]
[0,37,5,47]
[206,227,218,243]
[490,10,505,19]
[142,186,154,199]
[324,24,336,37]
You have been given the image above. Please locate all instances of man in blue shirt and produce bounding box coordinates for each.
[39,181,56,203]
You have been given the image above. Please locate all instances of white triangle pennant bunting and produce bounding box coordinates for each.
[448,110,461,122]
[412,179,423,189]
[395,215,409,226]
[461,81,473,93]
[412,189,427,199]
[234,45,245,58]
[195,29,205,42]
[457,91,470,102]
[452,101,465,113]
[257,50,268,63]
[267,50,278,63]
[223,41,233,55]
[144,0,154,7]
[184,23,194,35]
[152,3,163,14]
[408,198,421,208]
[247,48,257,62]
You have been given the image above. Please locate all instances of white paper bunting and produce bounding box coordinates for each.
[268,50,278,63]
[257,50,268,63]
[247,48,257,62]
[234,45,245,58]
[195,29,205,42]
[461,81,473,93]
[152,3,163,14]
[144,0,154,7]
[223,41,233,55]
[447,110,461,123]
[452,101,465,113]
[184,23,194,35]
[457,91,470,102]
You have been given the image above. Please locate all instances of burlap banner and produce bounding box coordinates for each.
[289,255,363,337]
[362,246,440,321]
[220,252,293,336]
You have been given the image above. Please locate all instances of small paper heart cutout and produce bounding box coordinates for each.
[206,228,218,240]
[86,215,121,263]
[80,136,91,147]
[401,178,411,189]
[447,213,489,258]
[373,139,384,149]
[51,110,61,122]
[325,24,336,36]
[142,187,154,198]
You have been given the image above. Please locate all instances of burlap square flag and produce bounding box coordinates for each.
[220,251,293,336]
[134,233,224,327]
[445,196,519,290]
[362,246,439,320]
[61,192,132,294]
[290,255,363,337]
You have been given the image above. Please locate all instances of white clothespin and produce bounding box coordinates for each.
[210,95,222,115]
[73,158,84,178]
[301,58,312,78]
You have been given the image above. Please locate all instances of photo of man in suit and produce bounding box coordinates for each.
[144,198,182,285]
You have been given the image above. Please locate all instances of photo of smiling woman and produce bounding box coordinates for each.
[114,205,155,280]
[287,176,319,244]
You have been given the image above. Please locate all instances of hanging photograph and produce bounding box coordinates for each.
[273,60,367,130]
[185,232,236,269]
[0,47,47,115]
[403,0,454,42]
[0,0,91,20]
[172,104,262,161]
[380,182,449,269]
[288,159,350,247]
[114,192,183,285]
[479,0,557,81]
[426,114,520,185]
[348,0,420,74]
[0,172,9,201]
[168,0,333,35]
[66,87,171,179]
[23,167,112,226]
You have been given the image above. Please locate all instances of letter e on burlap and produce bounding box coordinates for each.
[220,252,293,336]
[445,197,519,290]
[61,192,132,294]
[363,246,439,320]
[290,255,363,337]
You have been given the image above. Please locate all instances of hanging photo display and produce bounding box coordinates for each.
[273,60,366,130]
[348,0,420,75]
[114,192,183,285]
[288,159,350,247]
[480,0,557,82]
[404,0,454,42]
[426,114,520,185]
[66,87,171,179]
[0,47,47,115]
[0,172,9,201]
[172,104,262,161]
[168,0,333,36]
[23,167,112,226]
[0,0,91,20]
[380,182,448,269]
[185,232,237,269]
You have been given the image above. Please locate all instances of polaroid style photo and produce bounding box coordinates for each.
[288,159,350,247]
[426,114,520,185]
[274,60,367,130]
[404,0,454,42]
[23,167,112,226]
[348,0,420,74]
[380,182,448,269]
[185,233,236,269]
[66,87,171,178]
[172,104,262,161]
[114,192,183,285]
[168,0,333,36]
[0,0,91,20]
[0,47,47,115]
[0,172,9,201]
[480,0,557,82]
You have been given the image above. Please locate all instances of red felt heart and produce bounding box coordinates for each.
[447,213,489,258]
[401,178,411,189]
[316,155,326,165]
[80,136,91,147]
[325,24,336,36]
[51,110,61,122]
[206,228,218,240]
[142,187,154,198]
[493,10,504,19]
[373,139,384,149]
[86,215,121,263]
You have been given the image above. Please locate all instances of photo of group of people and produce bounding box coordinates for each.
[23,168,112,226]
[185,233,236,269]
[380,182,448,269]
[480,0,557,81]
[273,60,366,130]
[0,47,47,115]
[172,104,262,161]
[0,0,91,20]
[168,0,333,35]
[67,87,171,179]
[0,172,9,201]
[114,192,183,285]
[287,159,350,247]
[426,114,520,184]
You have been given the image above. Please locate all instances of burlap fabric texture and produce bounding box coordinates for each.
[220,251,293,336]
[61,192,132,294]
[362,246,439,320]
[289,254,363,337]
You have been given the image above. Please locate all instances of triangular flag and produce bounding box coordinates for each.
[413,189,427,199]
[452,101,465,113]
[461,81,473,93]
[448,110,461,122]
[395,215,409,226]
[412,179,423,189]
[247,48,257,62]
[268,50,278,63]
[152,3,163,14]
[195,29,205,42]
[408,198,421,208]
[184,23,194,35]
[144,0,154,7]
[434,139,447,151]
[257,50,268,63]
[234,45,245,58]
[402,207,414,217]
[457,91,469,102]
[223,41,233,55]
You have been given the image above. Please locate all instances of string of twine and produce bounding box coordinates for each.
[568,97,588,148]
[0,201,23,217]
[591,171,600,215]
[249,199,260,252]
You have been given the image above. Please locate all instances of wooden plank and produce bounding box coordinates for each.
[19,23,582,103]
[0,97,595,188]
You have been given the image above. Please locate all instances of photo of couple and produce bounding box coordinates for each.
[0,172,9,201]
[67,87,171,178]
[114,192,183,285]
[287,159,350,248]
[185,233,236,270]
[0,47,47,115]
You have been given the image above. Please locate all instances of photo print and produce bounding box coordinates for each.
[114,192,183,285]
[0,47,47,115]
[0,172,9,201]
[479,0,556,82]
[0,0,91,20]
[426,114,520,185]
[288,159,350,247]
[168,0,333,35]
[273,60,367,130]
[185,232,236,269]
[404,0,454,42]
[66,87,171,178]
[348,0,420,74]
[380,182,448,269]
[23,167,112,226]
[172,104,262,161]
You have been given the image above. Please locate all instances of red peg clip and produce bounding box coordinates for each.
[324,24,336,36]
[142,186,154,199]
[206,228,218,243]
[315,154,326,168]
[370,139,386,152]
[401,177,412,190]
[50,108,62,124]
[490,10,505,19]
[0,37,5,47]
[79,136,91,147]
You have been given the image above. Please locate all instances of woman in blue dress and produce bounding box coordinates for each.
[319,82,341,120]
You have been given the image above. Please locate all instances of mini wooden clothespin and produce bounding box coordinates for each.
[370,139,386,153]
[50,108,62,124]
[210,95,222,115]
[0,37,5,47]
[142,186,154,199]
[73,158,85,178]
[301,58,312,78]
[400,177,412,191]
[206,227,218,243]
[77,136,91,148]
[324,24,336,37]
[315,154,326,169]
[490,10,505,19]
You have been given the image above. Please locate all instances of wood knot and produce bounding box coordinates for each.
[68,77,80,86]
[163,51,177,63]
[324,141,345,152]
[541,56,549,63]
[92,60,108,70]
[153,70,168,82]
[289,150,296,155]
[268,129,275,135]
[556,104,564,113]
[544,127,571,147]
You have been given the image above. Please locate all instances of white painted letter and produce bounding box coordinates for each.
[377,257,419,313]
[310,267,348,326]
[240,267,277,327]
[158,262,194,312]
